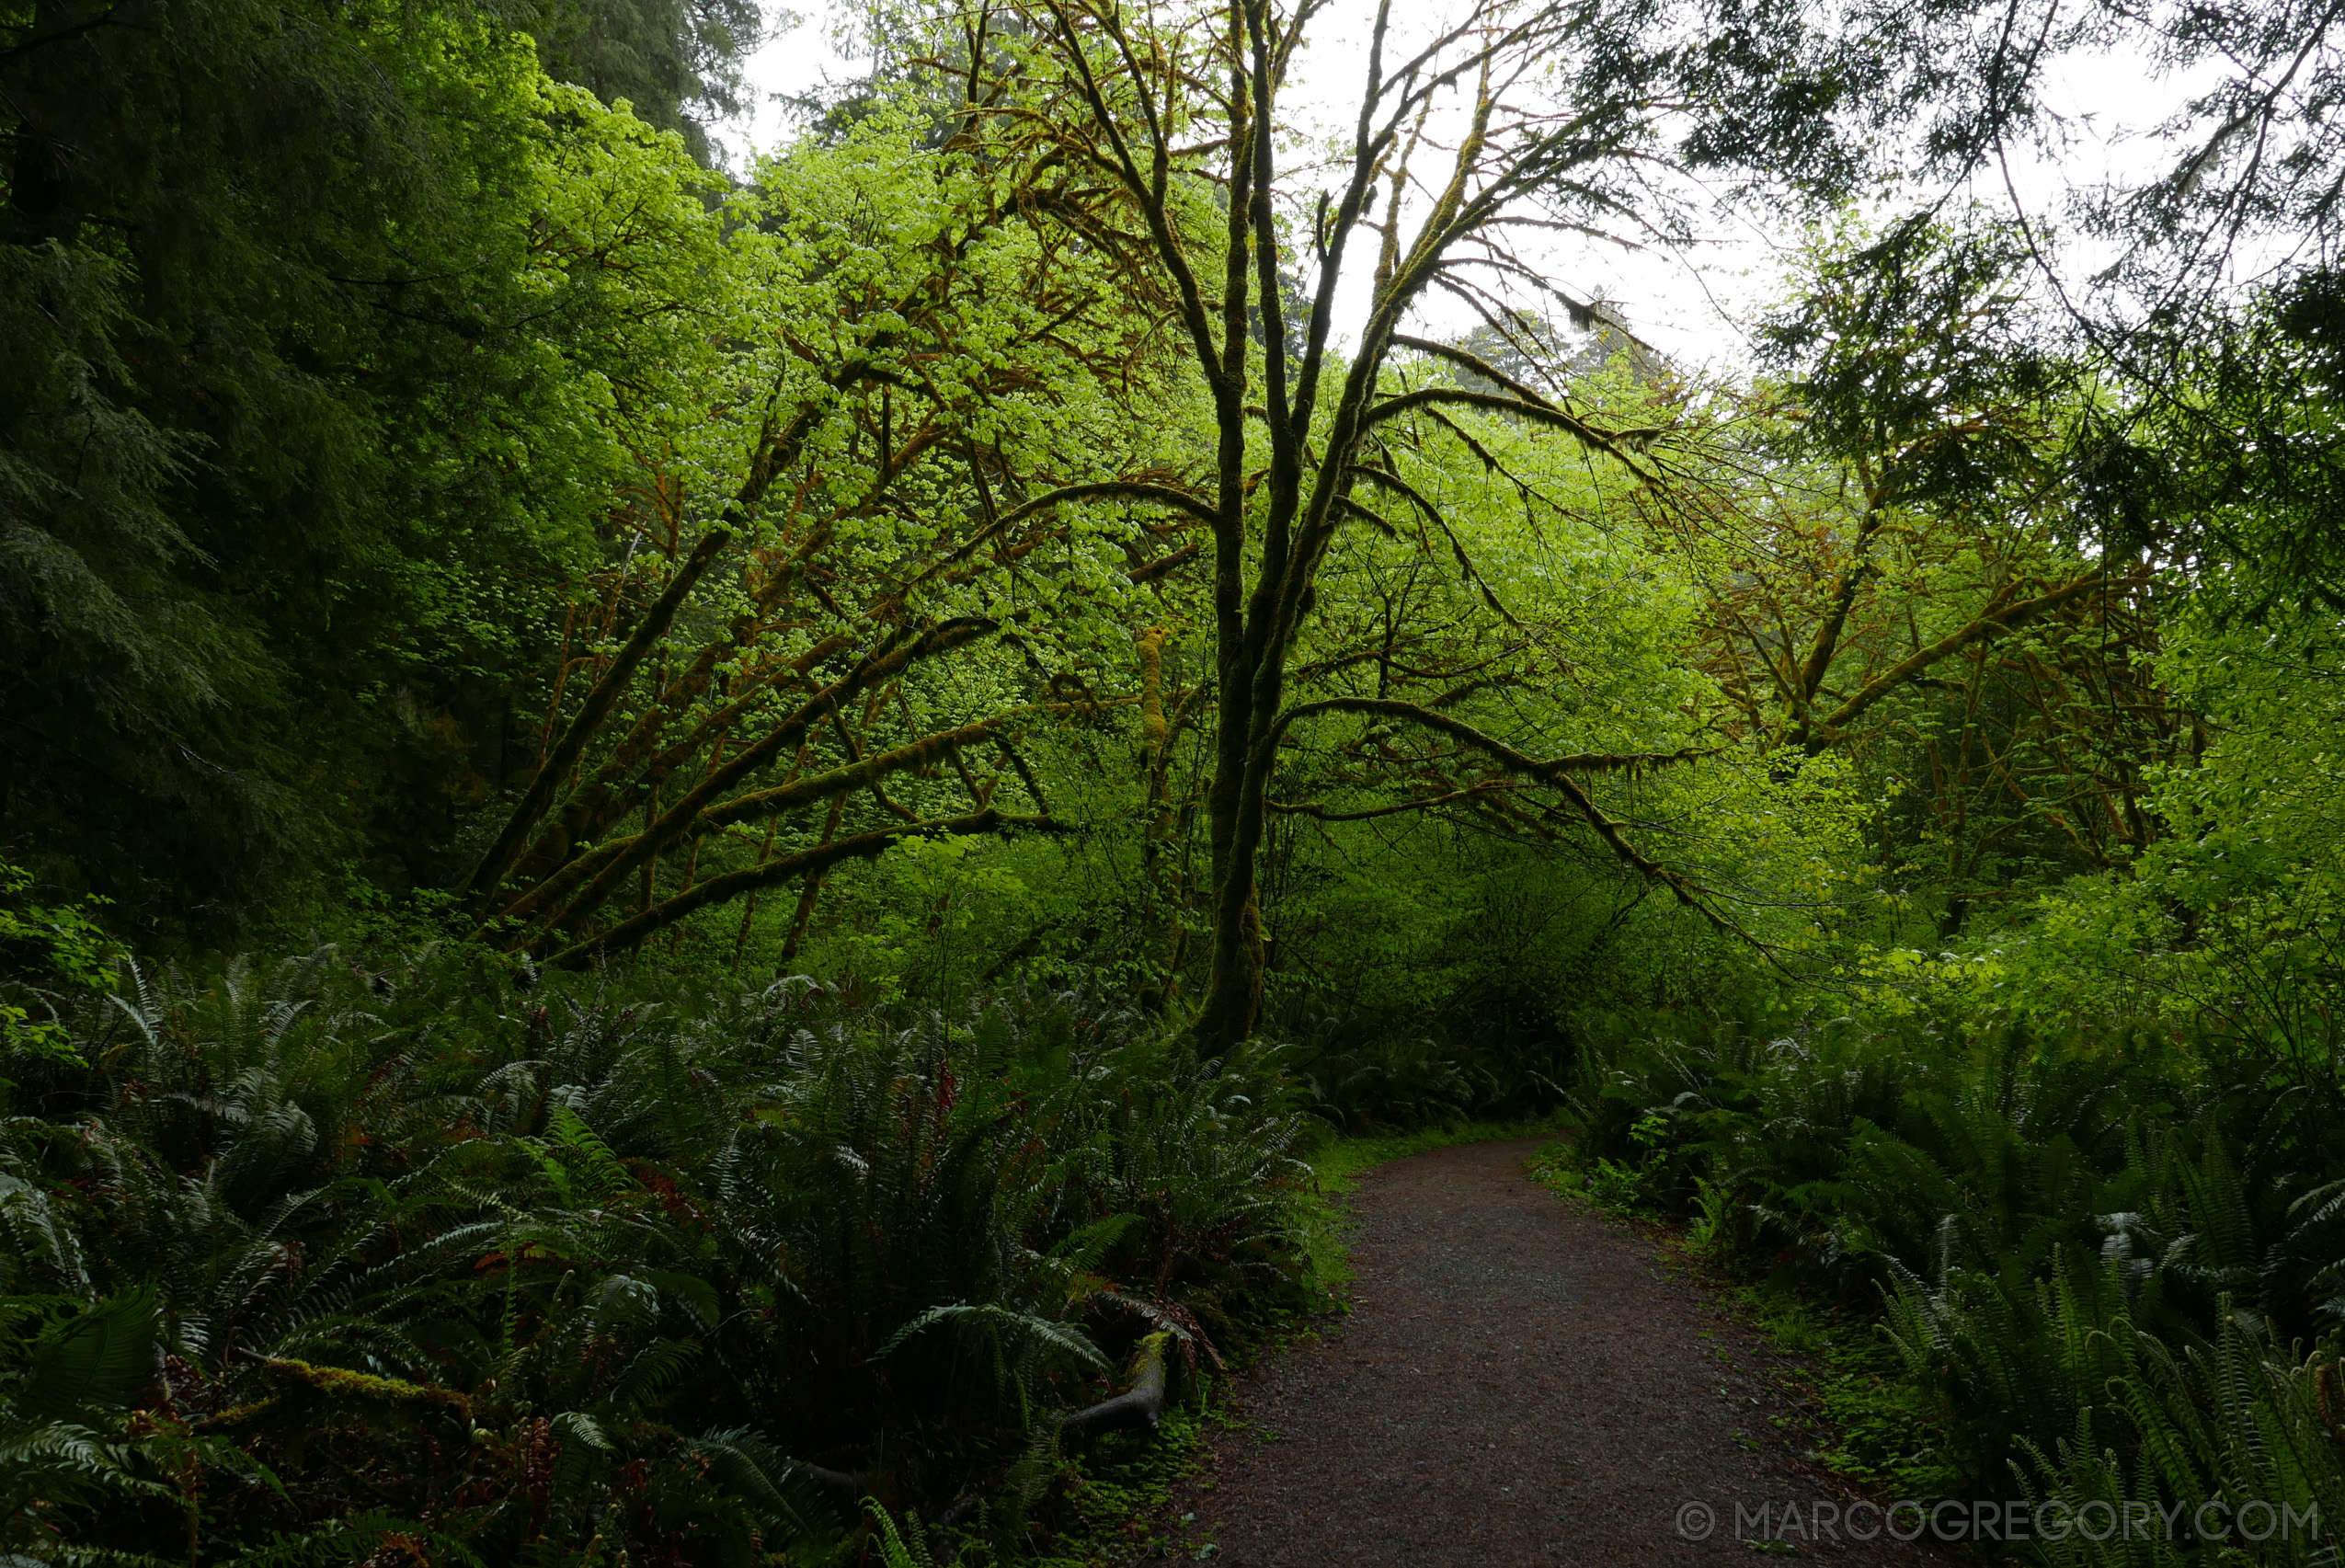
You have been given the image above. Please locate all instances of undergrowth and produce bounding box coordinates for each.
[1546,1013,2345,1563]
[0,934,1561,1565]
[1723,1285,1958,1497]
[0,945,1319,1564]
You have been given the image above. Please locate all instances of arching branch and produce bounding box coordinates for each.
[915,477,1221,591]
[1275,696,1752,941]
[546,808,1064,969]
[520,618,1000,937]
[1276,697,1717,779]
[1267,781,1519,820]
[462,523,732,914]
[1363,385,1663,482]
[1794,570,2109,751]
[1348,463,1528,630]
[462,388,848,912]
[695,710,1057,836]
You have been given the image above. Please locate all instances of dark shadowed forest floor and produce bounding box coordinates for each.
[1139,1140,1959,1566]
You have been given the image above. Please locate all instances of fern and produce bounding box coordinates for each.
[2028,1310,2345,1568]
[212,1509,487,1568]
[687,1428,844,1562]
[863,1499,939,1568]
[3,952,1304,1559]
[19,1286,158,1423]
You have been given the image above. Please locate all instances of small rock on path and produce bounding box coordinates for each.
[1149,1139,1958,1566]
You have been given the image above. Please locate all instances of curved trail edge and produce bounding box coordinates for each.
[1146,1138,1958,1566]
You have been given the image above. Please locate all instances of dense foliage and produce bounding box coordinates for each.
[6,0,2345,1559]
[2,951,1310,1562]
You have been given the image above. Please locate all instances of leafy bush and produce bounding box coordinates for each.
[0,857,118,1063]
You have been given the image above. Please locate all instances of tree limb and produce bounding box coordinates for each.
[1795,570,2107,751]
[546,808,1062,968]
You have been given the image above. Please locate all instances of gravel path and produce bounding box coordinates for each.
[1146,1139,1958,1566]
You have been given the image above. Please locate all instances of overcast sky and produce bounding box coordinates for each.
[712,3,2213,376]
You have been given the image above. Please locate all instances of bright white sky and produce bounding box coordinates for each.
[713,3,2216,376]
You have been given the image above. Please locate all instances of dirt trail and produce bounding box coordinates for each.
[1148,1139,1955,1566]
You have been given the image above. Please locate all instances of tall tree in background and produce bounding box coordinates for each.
[1934,0,2345,601]
[978,0,1956,1045]
[537,0,772,159]
[1678,223,2181,936]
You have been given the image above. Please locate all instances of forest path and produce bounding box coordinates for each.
[1142,1139,1953,1566]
